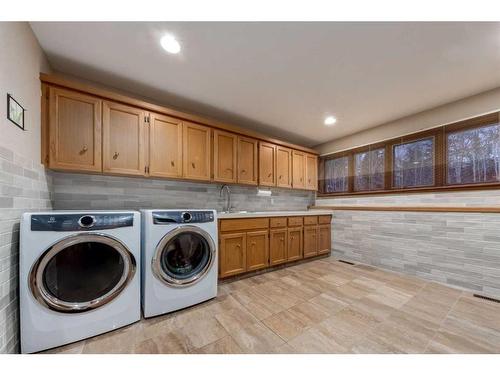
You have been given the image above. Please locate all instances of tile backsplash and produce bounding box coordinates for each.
[51,172,315,212]
[0,146,52,353]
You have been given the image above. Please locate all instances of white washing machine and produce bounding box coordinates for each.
[141,209,218,318]
[20,211,141,353]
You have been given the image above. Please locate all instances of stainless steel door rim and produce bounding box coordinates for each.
[152,225,215,287]
[29,233,136,313]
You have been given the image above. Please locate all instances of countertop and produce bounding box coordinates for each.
[218,210,333,219]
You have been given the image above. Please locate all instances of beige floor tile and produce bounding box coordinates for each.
[440,315,500,351]
[287,326,348,354]
[366,285,413,309]
[253,282,303,310]
[448,294,500,332]
[182,317,228,349]
[82,323,139,354]
[287,301,331,327]
[215,305,260,333]
[425,329,496,354]
[262,310,309,341]
[309,293,350,315]
[194,335,244,354]
[229,322,286,353]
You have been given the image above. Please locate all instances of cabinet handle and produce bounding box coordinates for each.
[79,145,88,155]
[171,160,175,167]
[280,238,284,242]
[192,162,196,169]
[279,175,282,179]
[241,169,246,174]
[251,242,256,246]
[236,244,241,249]
[268,173,272,177]
[113,152,120,160]
[300,177,303,182]
[226,168,232,172]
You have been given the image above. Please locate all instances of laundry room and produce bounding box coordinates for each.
[2,1,500,374]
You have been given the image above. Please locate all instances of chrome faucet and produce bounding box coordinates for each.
[219,184,232,212]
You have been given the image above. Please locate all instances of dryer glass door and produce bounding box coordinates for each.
[153,226,215,287]
[30,234,136,313]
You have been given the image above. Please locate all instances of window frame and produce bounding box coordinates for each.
[318,112,499,197]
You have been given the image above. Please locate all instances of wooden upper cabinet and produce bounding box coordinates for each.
[237,136,258,185]
[148,113,183,178]
[276,146,292,188]
[292,150,306,189]
[48,87,102,172]
[102,101,146,176]
[259,142,276,187]
[213,130,237,183]
[305,153,318,191]
[246,230,269,272]
[183,122,211,181]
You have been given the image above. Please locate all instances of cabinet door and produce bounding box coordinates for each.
[219,232,246,278]
[287,227,303,261]
[292,150,306,189]
[303,225,318,258]
[48,87,102,172]
[305,154,318,191]
[276,146,292,188]
[149,113,182,178]
[238,136,258,185]
[246,230,269,272]
[259,142,276,186]
[103,101,146,176]
[183,122,211,181]
[318,224,332,255]
[213,130,237,183]
[270,228,287,266]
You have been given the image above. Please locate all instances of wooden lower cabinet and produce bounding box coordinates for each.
[219,215,331,278]
[287,227,303,261]
[269,228,287,265]
[246,230,269,271]
[318,224,332,255]
[303,225,318,258]
[219,232,246,278]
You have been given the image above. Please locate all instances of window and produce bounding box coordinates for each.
[447,122,500,185]
[354,148,385,191]
[324,156,349,193]
[318,112,500,196]
[393,137,434,188]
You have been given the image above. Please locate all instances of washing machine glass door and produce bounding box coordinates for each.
[152,226,215,287]
[30,233,136,313]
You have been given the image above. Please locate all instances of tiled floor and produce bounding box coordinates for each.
[44,257,500,354]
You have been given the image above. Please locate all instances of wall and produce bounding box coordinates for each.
[51,172,315,212]
[316,86,500,155]
[0,22,52,354]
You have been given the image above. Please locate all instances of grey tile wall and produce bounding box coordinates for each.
[51,172,315,212]
[330,208,500,298]
[0,145,52,354]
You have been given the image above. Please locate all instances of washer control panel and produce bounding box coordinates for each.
[31,213,134,231]
[153,211,214,224]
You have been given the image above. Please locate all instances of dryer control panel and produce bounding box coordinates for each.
[31,213,134,231]
[152,211,214,224]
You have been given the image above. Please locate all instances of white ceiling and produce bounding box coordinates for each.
[30,22,500,147]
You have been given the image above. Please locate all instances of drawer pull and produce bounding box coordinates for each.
[171,160,175,167]
[192,162,196,169]
[113,152,119,160]
[79,145,88,155]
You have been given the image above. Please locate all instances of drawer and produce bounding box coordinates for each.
[288,216,303,227]
[304,216,318,226]
[220,218,269,232]
[318,215,332,224]
[270,217,287,228]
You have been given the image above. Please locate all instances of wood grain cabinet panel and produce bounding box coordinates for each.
[259,142,276,186]
[48,87,102,172]
[148,113,183,178]
[292,150,306,189]
[246,230,269,271]
[219,232,246,278]
[276,146,292,188]
[102,101,146,176]
[183,122,211,181]
[270,228,287,265]
[318,224,332,255]
[213,130,237,183]
[237,136,258,185]
[287,227,303,262]
[303,225,318,258]
[306,153,318,191]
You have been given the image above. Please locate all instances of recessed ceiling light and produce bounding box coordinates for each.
[324,116,337,126]
[160,34,181,54]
